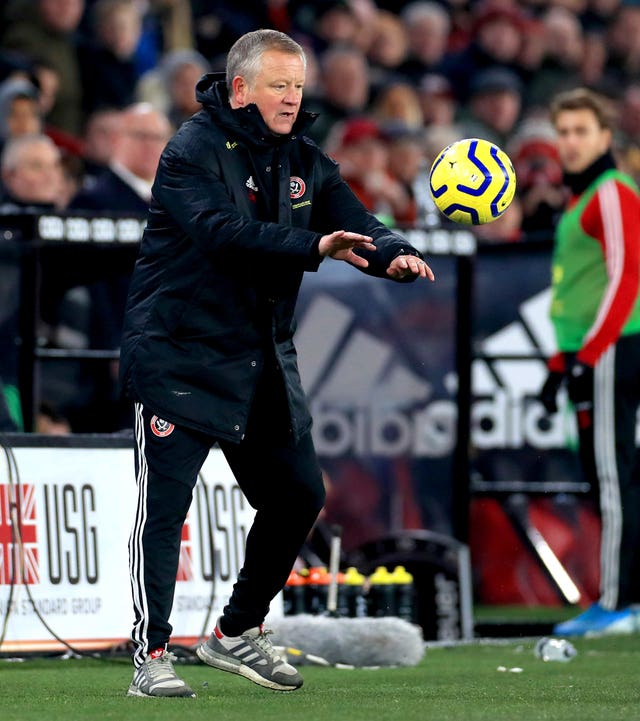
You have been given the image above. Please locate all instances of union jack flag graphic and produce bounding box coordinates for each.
[176,515,193,582]
[0,484,40,585]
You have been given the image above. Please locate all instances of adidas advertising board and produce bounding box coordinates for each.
[295,242,588,552]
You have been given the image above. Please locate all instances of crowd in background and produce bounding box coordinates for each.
[2,0,640,432]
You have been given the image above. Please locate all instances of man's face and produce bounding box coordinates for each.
[114,108,172,182]
[3,140,63,204]
[233,50,305,135]
[554,108,611,174]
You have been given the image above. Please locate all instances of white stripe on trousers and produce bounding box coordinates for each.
[129,402,151,667]
[593,346,623,609]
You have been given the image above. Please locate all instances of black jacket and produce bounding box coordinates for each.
[119,73,422,442]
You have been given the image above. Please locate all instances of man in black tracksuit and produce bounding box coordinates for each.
[120,29,434,698]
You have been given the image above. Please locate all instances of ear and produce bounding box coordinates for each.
[231,75,249,108]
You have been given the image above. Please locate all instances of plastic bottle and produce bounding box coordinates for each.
[391,565,415,622]
[534,637,577,662]
[283,569,307,615]
[343,566,367,617]
[306,566,331,615]
[367,566,397,617]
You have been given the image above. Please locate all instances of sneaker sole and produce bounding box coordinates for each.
[196,643,302,692]
[126,683,196,698]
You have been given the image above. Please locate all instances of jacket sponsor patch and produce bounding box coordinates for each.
[290,176,306,199]
[150,416,175,437]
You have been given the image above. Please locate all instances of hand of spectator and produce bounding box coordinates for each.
[318,230,376,268]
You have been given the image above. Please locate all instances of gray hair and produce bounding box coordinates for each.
[401,1,451,32]
[1,133,59,173]
[226,29,306,93]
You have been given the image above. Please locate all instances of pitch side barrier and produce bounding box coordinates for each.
[0,432,258,654]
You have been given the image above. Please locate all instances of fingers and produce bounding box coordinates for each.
[318,230,376,257]
[387,255,435,280]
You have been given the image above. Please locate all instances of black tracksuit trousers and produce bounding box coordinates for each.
[128,368,325,668]
[576,333,640,610]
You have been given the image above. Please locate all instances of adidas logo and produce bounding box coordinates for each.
[245,176,258,192]
[471,288,574,451]
[296,294,452,458]
[296,289,580,458]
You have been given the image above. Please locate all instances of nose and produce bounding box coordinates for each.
[284,87,302,104]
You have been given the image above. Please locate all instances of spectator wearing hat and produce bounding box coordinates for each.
[459,66,523,148]
[509,119,566,241]
[0,77,42,155]
[329,117,416,226]
[418,73,458,127]
[441,0,528,102]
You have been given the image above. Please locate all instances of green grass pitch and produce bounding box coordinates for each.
[1,635,639,721]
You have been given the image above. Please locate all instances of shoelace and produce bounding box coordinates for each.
[251,628,281,662]
[147,651,179,680]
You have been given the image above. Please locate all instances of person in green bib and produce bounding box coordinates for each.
[539,87,640,636]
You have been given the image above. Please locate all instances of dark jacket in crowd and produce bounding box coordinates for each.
[119,73,422,442]
[69,168,149,214]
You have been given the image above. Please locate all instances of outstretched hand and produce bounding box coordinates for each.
[386,253,435,281]
[318,230,377,269]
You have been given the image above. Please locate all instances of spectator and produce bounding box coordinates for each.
[1,0,85,135]
[526,6,586,108]
[0,77,42,154]
[459,67,523,148]
[398,1,452,82]
[136,49,210,128]
[386,127,434,228]
[366,10,410,87]
[68,102,172,432]
[328,116,415,226]
[70,102,172,213]
[294,0,360,53]
[371,80,424,133]
[0,134,67,430]
[418,73,458,127]
[442,0,528,101]
[509,119,565,240]
[603,2,640,87]
[305,44,371,146]
[80,106,122,189]
[0,133,65,209]
[78,0,143,115]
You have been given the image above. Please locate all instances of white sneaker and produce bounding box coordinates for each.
[197,619,303,691]
[127,648,196,697]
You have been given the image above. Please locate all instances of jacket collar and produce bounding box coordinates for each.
[563,150,616,196]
